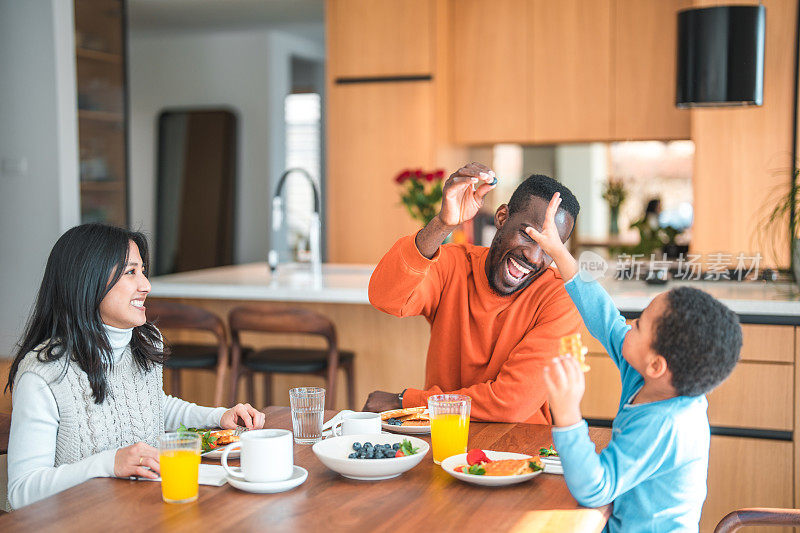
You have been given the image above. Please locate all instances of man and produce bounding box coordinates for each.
[363,162,582,424]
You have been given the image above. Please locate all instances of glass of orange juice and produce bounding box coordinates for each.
[159,432,201,503]
[428,394,471,464]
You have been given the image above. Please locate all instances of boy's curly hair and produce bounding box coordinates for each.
[653,287,742,397]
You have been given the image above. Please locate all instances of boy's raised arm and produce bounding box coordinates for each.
[525,193,629,370]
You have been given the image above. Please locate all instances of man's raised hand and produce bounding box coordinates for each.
[438,162,497,227]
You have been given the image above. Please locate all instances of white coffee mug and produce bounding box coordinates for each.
[332,411,382,436]
[221,429,293,483]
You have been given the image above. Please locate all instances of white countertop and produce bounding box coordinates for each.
[149,262,800,319]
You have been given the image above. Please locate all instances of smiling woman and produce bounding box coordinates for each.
[2,224,265,511]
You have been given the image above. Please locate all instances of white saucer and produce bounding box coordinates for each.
[225,466,308,494]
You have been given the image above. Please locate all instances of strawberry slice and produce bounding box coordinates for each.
[466,449,490,465]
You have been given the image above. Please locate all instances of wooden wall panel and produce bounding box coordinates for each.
[327,0,434,78]
[612,0,691,140]
[326,81,435,263]
[450,0,529,144]
[690,0,797,268]
[529,0,612,142]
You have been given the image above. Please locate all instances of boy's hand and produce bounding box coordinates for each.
[544,355,585,427]
[525,192,578,280]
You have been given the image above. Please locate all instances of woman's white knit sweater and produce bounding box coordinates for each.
[6,325,227,510]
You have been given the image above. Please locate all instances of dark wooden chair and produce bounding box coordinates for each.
[228,305,355,410]
[1,411,10,513]
[714,508,800,532]
[0,412,9,455]
[146,300,228,406]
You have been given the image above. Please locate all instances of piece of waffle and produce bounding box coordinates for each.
[559,333,590,372]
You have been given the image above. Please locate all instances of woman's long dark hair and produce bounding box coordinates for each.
[5,223,168,403]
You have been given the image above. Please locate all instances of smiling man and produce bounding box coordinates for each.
[363,163,582,423]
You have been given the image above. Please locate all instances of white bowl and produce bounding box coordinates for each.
[441,450,543,487]
[312,434,429,480]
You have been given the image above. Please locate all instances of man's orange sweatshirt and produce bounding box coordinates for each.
[368,235,581,424]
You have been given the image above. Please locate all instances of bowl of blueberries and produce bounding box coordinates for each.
[312,434,429,480]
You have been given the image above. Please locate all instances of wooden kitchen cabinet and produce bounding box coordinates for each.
[326,81,435,263]
[612,0,691,140]
[327,0,435,78]
[702,436,795,533]
[529,0,612,142]
[450,0,529,144]
[706,360,794,431]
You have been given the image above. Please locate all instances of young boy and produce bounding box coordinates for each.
[527,192,742,532]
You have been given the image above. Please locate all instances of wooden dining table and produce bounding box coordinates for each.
[0,407,612,532]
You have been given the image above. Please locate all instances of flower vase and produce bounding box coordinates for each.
[609,206,620,236]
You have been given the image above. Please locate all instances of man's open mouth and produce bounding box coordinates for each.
[505,256,533,282]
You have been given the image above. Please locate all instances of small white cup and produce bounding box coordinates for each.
[332,411,382,436]
[221,429,293,483]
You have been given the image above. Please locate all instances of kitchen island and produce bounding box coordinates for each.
[149,262,800,532]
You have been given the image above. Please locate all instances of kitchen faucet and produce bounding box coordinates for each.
[268,167,322,282]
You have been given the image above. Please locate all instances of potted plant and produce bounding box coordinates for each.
[762,168,800,283]
[395,168,446,226]
[602,177,628,236]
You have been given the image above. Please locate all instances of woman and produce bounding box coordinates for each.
[5,224,265,510]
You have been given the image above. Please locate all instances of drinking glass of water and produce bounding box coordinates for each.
[289,387,325,444]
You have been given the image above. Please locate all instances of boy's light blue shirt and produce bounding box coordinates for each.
[554,274,710,533]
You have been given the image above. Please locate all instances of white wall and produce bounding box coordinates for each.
[555,144,608,241]
[0,0,80,356]
[127,27,324,264]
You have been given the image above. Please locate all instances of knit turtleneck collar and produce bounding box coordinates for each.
[103,324,133,363]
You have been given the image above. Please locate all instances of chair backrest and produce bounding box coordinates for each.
[0,411,10,512]
[714,508,800,532]
[145,300,226,343]
[228,306,337,349]
[0,412,9,455]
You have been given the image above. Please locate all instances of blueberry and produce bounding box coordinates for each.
[392,443,400,450]
[348,452,358,459]
[353,442,361,450]
[358,451,367,459]
[364,442,372,448]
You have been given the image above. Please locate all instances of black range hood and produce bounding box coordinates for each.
[676,5,766,108]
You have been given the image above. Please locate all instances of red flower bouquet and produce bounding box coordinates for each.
[395,168,446,226]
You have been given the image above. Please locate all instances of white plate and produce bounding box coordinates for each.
[312,434,429,480]
[379,409,431,435]
[201,444,240,459]
[226,465,308,494]
[441,450,543,487]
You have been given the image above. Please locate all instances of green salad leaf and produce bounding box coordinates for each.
[176,423,217,452]
[539,446,558,457]
[467,464,486,475]
[399,439,419,456]
[529,460,544,472]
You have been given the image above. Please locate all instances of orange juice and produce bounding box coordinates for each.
[430,413,470,464]
[160,449,201,503]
